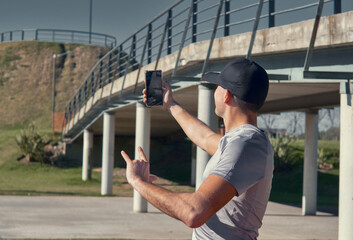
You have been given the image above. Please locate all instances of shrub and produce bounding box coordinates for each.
[318,147,339,169]
[270,135,303,172]
[15,123,46,163]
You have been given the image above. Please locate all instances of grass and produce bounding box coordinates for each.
[270,168,339,206]
[0,161,194,196]
[291,139,340,150]
[0,125,339,207]
[0,127,194,197]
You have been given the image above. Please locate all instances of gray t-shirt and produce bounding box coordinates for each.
[193,124,274,240]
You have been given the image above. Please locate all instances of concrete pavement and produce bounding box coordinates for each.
[0,196,338,240]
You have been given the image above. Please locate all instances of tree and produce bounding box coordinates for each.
[259,114,277,137]
[286,111,303,135]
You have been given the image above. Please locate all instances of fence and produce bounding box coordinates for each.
[0,29,116,48]
[64,0,342,129]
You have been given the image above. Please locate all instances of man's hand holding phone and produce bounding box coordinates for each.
[143,70,175,111]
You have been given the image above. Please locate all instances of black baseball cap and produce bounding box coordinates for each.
[203,58,269,108]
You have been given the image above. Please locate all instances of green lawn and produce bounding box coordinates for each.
[0,127,339,207]
[0,161,103,196]
[270,168,339,206]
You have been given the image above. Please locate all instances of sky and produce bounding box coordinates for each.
[0,0,175,43]
[1,0,353,44]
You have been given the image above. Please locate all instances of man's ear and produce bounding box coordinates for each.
[224,90,233,103]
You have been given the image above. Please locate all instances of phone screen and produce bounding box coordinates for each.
[145,70,163,107]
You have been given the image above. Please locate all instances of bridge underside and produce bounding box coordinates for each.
[87,80,340,137]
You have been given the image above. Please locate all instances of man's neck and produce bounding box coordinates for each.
[223,110,257,132]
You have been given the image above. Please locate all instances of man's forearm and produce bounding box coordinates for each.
[131,178,201,228]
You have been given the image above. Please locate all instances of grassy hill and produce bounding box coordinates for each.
[0,41,109,165]
[0,41,109,129]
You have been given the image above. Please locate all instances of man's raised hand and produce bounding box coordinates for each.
[142,80,175,112]
[121,147,158,186]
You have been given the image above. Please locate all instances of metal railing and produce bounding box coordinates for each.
[0,29,117,48]
[64,0,340,132]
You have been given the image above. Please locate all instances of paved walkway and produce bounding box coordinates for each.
[0,196,338,240]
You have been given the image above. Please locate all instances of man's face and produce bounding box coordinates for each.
[214,85,225,117]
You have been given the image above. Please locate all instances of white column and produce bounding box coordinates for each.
[191,144,196,186]
[339,81,353,240]
[196,84,218,189]
[302,110,318,215]
[133,102,151,212]
[101,112,115,195]
[82,129,93,181]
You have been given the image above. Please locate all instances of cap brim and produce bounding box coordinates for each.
[203,72,221,85]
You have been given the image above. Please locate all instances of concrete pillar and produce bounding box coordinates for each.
[101,112,115,195]
[82,129,93,181]
[133,102,151,212]
[338,81,353,240]
[196,83,218,189]
[191,144,196,186]
[302,110,318,215]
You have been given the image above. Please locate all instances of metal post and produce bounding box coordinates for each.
[269,0,275,28]
[196,84,217,189]
[89,0,93,44]
[192,0,198,43]
[99,61,103,87]
[10,32,12,41]
[172,0,194,77]
[303,0,324,71]
[334,0,341,14]
[133,102,151,212]
[101,112,115,195]
[52,54,57,139]
[134,28,150,94]
[338,81,353,240]
[155,12,170,70]
[91,72,95,96]
[302,110,318,216]
[201,0,224,76]
[224,0,230,36]
[118,45,123,77]
[35,30,38,41]
[148,24,152,64]
[108,54,112,83]
[78,90,82,111]
[132,35,136,59]
[120,38,136,97]
[167,9,172,55]
[246,0,264,60]
[82,129,93,181]
[21,31,24,41]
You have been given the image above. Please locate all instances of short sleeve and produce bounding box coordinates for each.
[210,136,267,195]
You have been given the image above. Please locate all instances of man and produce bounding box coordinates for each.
[121,58,274,239]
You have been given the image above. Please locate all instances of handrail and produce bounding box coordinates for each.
[63,0,342,135]
[0,28,116,48]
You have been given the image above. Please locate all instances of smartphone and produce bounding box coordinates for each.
[145,70,163,107]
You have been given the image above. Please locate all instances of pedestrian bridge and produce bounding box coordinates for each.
[62,1,352,239]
